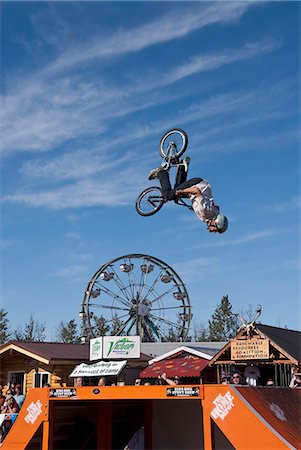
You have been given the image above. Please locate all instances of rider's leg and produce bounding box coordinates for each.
[168,177,203,200]
[174,157,191,188]
[157,170,172,199]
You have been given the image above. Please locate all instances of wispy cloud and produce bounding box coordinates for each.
[0,239,13,250]
[43,2,259,75]
[1,2,265,157]
[266,195,301,213]
[2,164,146,209]
[51,264,88,279]
[193,229,277,249]
[157,40,281,87]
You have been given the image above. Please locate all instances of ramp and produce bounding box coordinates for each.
[203,385,300,450]
[2,385,300,449]
[0,387,49,450]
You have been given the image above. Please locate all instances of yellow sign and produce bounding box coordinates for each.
[231,338,269,360]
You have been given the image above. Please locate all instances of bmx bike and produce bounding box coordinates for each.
[135,128,193,217]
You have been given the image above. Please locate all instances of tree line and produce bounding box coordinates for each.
[0,295,259,344]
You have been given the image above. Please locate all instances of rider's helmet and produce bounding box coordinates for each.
[215,214,228,234]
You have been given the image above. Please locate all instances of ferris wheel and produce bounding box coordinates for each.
[80,254,192,342]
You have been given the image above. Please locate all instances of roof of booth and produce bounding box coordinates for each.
[140,355,209,378]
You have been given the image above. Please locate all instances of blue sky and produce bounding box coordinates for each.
[1,1,300,340]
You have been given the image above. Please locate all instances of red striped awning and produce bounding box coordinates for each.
[140,356,209,378]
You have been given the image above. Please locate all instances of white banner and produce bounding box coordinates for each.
[103,336,141,359]
[70,360,126,377]
[90,337,103,361]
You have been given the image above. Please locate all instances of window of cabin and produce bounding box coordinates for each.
[34,372,50,387]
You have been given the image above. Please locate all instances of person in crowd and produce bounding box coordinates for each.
[157,373,177,386]
[173,376,180,385]
[0,388,6,409]
[43,383,51,388]
[8,383,16,395]
[0,415,13,442]
[74,377,83,387]
[1,394,20,413]
[13,384,26,409]
[266,378,274,386]
[144,382,151,386]
[221,376,230,385]
[289,372,301,388]
[134,378,142,386]
[231,373,244,385]
[244,364,261,386]
[98,377,106,386]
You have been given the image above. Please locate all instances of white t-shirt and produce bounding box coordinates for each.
[244,365,261,386]
[190,180,219,222]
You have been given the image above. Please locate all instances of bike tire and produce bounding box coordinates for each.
[159,128,188,160]
[135,186,165,217]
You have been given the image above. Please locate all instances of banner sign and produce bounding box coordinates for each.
[166,387,200,397]
[103,336,140,359]
[70,360,127,377]
[231,338,269,360]
[49,388,77,398]
[90,337,103,361]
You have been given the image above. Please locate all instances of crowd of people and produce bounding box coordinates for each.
[0,383,26,443]
[72,365,301,389]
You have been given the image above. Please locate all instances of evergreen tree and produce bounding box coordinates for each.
[110,314,124,336]
[0,309,10,343]
[92,315,110,336]
[56,319,81,343]
[14,314,46,342]
[208,295,238,341]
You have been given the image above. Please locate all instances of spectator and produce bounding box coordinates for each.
[289,372,301,388]
[158,373,177,386]
[43,383,51,388]
[134,378,141,386]
[266,378,274,386]
[173,376,180,385]
[98,377,106,386]
[0,388,6,409]
[231,373,244,385]
[14,384,26,409]
[1,394,20,414]
[8,383,16,395]
[221,376,230,385]
[144,382,151,386]
[244,364,260,386]
[74,377,83,387]
[0,415,13,442]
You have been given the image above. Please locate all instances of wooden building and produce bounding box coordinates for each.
[0,341,150,394]
[209,323,301,386]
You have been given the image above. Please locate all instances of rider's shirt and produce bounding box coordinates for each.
[190,180,219,222]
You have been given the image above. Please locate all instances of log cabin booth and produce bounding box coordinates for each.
[0,341,150,394]
[208,323,301,387]
[139,345,219,384]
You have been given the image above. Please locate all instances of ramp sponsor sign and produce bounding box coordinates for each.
[166,387,200,397]
[90,337,103,361]
[70,360,127,377]
[103,336,140,359]
[49,388,77,398]
[231,338,269,360]
[211,391,234,421]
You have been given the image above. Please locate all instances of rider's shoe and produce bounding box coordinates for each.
[148,167,162,180]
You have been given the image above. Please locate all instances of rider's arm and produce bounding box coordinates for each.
[175,187,201,198]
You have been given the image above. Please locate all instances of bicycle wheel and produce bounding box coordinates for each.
[159,128,188,160]
[136,186,164,216]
